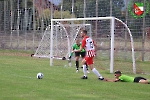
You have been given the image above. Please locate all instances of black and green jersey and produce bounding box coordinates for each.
[73,42,85,52]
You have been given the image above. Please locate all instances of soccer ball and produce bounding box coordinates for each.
[37,72,44,79]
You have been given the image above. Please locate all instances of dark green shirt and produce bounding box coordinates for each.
[73,42,85,52]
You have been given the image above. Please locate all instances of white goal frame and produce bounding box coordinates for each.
[50,17,136,74]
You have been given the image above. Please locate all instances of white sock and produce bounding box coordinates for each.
[83,65,87,77]
[92,68,102,78]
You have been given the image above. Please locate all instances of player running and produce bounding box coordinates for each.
[73,30,104,80]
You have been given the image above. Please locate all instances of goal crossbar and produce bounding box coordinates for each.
[51,17,113,22]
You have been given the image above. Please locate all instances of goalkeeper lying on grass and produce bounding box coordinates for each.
[104,70,150,84]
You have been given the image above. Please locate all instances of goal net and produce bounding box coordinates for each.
[34,22,92,65]
[35,17,137,74]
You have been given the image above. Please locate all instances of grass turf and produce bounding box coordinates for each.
[0,50,150,100]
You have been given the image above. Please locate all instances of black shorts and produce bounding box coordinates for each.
[75,52,86,58]
[133,77,147,83]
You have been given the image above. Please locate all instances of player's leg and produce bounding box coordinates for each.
[75,52,80,72]
[134,77,150,84]
[86,57,104,80]
[139,80,149,84]
[134,77,149,84]
[81,58,88,79]
[85,63,90,73]
[81,52,89,73]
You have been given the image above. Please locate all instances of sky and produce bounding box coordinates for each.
[122,0,130,11]
[48,0,61,6]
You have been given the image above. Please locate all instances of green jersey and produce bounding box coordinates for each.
[73,42,85,52]
[119,75,134,82]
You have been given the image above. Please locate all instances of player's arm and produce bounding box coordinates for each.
[69,44,75,58]
[114,78,120,82]
[74,46,83,52]
[93,41,97,51]
[74,40,85,52]
[72,44,75,51]
[104,78,120,82]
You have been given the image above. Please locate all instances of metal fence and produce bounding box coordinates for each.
[0,0,150,61]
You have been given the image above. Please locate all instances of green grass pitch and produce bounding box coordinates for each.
[0,50,150,100]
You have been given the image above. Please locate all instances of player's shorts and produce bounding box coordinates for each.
[84,56,94,65]
[75,52,86,58]
[133,77,147,83]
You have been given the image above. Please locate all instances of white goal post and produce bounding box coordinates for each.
[50,17,136,74]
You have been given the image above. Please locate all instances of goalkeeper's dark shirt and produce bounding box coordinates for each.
[73,42,85,52]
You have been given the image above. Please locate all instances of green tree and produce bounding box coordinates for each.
[57,0,124,18]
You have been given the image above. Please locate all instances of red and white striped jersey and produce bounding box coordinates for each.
[82,36,96,57]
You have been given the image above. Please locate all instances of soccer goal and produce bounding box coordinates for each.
[35,17,136,74]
